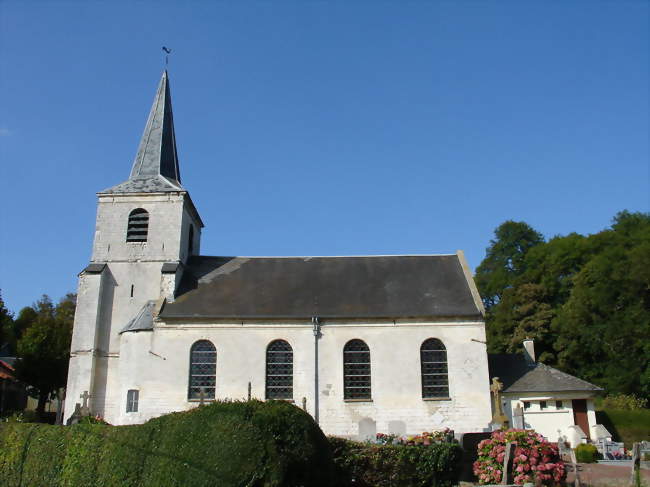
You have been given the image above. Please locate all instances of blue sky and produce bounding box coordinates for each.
[1,1,648,313]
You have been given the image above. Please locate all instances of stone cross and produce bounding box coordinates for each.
[490,377,509,427]
[80,390,91,409]
[79,390,91,415]
[199,387,205,406]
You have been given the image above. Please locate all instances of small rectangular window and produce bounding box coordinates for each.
[523,401,530,410]
[540,400,547,410]
[556,400,564,409]
[126,389,139,413]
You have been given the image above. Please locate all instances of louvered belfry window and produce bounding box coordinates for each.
[420,338,449,398]
[343,339,371,400]
[188,340,216,400]
[126,208,149,242]
[265,340,293,400]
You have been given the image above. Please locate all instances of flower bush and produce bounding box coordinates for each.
[473,429,565,485]
[376,429,454,446]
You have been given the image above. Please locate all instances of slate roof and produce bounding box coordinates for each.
[121,301,157,333]
[488,353,603,393]
[102,70,184,194]
[159,254,484,320]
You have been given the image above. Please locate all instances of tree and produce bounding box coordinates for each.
[475,221,544,311]
[489,283,556,361]
[14,294,76,416]
[553,213,650,397]
[0,290,14,350]
[479,211,650,400]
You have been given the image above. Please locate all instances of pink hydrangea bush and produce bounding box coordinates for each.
[473,429,566,485]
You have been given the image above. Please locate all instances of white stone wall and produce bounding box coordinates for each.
[103,319,492,437]
[91,193,201,265]
[503,392,598,446]
[65,190,201,423]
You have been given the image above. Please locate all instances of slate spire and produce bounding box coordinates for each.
[130,70,181,183]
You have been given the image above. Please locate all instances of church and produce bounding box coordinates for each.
[64,71,493,437]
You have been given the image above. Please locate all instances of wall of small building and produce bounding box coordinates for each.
[102,319,491,438]
[502,392,597,446]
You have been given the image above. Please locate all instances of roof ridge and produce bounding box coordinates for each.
[194,254,458,259]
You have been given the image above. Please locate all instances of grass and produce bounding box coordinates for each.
[595,408,650,448]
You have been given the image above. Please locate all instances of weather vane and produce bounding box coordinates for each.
[162,46,172,67]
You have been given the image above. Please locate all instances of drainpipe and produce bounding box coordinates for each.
[312,316,321,424]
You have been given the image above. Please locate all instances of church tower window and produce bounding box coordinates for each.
[126,208,149,242]
[188,225,194,255]
[420,338,449,399]
[265,340,293,400]
[188,340,216,400]
[343,339,371,400]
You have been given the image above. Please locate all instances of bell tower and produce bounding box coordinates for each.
[65,71,203,423]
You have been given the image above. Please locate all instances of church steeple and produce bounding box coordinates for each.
[101,70,184,194]
[130,70,181,183]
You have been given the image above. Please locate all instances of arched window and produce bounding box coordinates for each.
[188,340,216,400]
[266,340,293,400]
[126,208,149,242]
[420,338,449,398]
[188,225,194,255]
[343,339,371,400]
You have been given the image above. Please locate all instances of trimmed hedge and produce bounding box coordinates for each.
[0,400,335,487]
[329,436,462,487]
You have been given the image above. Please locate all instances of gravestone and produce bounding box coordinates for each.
[512,404,524,429]
[458,432,492,481]
[358,417,376,441]
[388,420,406,437]
[66,403,83,425]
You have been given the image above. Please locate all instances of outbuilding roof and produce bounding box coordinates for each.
[159,253,484,320]
[488,353,603,393]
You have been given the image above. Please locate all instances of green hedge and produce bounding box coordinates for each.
[329,436,462,487]
[596,409,650,448]
[575,443,598,463]
[0,400,335,487]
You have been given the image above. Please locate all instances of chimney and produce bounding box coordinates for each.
[523,338,536,364]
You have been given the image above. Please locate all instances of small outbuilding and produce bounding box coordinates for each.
[488,339,604,447]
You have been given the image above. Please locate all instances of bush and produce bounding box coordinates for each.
[0,400,335,487]
[601,393,648,410]
[329,436,462,487]
[574,443,598,463]
[473,429,566,486]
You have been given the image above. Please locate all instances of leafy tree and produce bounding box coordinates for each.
[489,283,556,362]
[478,211,650,400]
[475,221,544,310]
[14,294,76,415]
[553,213,650,397]
[0,290,14,350]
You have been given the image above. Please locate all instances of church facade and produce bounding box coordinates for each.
[64,71,493,437]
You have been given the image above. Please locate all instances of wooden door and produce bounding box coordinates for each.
[572,399,590,439]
